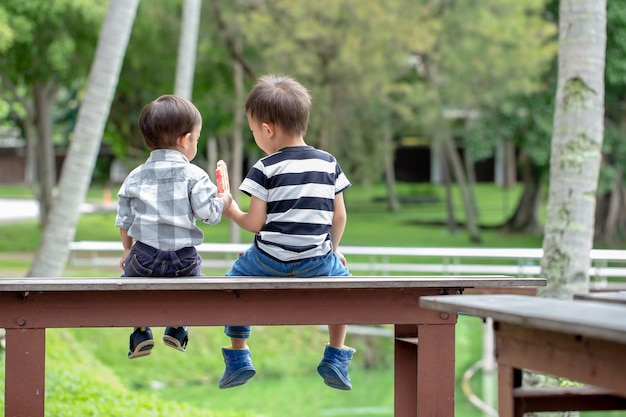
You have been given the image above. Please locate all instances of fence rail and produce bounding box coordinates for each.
[68,241,626,290]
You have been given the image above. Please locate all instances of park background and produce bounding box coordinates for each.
[0,0,625,416]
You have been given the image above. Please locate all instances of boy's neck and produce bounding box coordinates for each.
[275,135,306,150]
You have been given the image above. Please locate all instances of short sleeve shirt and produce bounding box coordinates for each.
[240,146,351,261]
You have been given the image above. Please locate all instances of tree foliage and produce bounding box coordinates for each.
[0,0,106,224]
[4,0,626,250]
[29,0,139,278]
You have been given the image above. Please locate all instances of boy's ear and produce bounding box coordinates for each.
[177,132,191,148]
[262,122,275,137]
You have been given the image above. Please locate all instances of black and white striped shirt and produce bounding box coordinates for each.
[240,146,351,262]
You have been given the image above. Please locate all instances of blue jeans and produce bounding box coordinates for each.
[123,241,202,277]
[224,243,350,339]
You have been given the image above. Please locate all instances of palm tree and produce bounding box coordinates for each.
[174,0,201,100]
[541,0,607,298]
[28,0,140,277]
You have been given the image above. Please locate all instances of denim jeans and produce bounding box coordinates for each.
[224,243,350,339]
[123,241,202,277]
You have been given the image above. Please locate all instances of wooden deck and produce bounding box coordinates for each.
[420,293,626,416]
[0,275,546,417]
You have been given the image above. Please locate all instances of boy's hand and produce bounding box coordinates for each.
[336,251,347,267]
[216,160,230,193]
[119,249,131,271]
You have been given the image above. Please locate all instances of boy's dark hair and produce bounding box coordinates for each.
[245,75,311,137]
[139,95,202,150]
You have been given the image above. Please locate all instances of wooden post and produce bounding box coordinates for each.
[5,328,46,417]
[395,324,419,417]
[417,322,456,416]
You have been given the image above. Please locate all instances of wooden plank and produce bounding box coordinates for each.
[574,291,626,305]
[419,294,626,344]
[0,276,546,292]
[495,322,626,398]
[514,385,626,413]
[0,287,455,329]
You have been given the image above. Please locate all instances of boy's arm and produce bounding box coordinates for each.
[119,228,133,270]
[223,195,267,233]
[331,192,348,265]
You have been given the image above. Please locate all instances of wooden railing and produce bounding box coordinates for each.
[0,275,546,417]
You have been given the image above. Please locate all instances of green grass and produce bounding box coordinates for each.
[0,182,542,254]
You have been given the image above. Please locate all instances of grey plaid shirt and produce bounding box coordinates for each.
[115,149,223,251]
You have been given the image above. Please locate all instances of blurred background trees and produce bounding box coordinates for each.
[1,0,624,248]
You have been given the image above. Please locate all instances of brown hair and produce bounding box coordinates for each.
[139,95,202,150]
[245,75,311,137]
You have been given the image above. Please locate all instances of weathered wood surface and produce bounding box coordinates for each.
[0,275,544,291]
[574,290,626,305]
[420,293,626,417]
[419,294,626,344]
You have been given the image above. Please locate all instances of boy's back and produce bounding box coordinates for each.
[242,146,350,261]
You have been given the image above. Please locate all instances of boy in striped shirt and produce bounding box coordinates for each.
[218,75,355,391]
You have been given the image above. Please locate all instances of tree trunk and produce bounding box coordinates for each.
[174,0,201,100]
[595,166,622,247]
[28,0,139,278]
[383,117,400,212]
[505,152,543,234]
[230,36,245,243]
[442,143,457,234]
[540,0,606,299]
[463,142,480,220]
[33,82,56,227]
[442,135,481,242]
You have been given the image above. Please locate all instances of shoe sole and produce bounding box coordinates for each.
[128,340,154,359]
[163,335,186,352]
[219,368,256,389]
[317,364,352,390]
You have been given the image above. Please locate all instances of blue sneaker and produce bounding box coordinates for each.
[163,326,188,352]
[128,327,154,359]
[219,347,256,389]
[317,344,355,390]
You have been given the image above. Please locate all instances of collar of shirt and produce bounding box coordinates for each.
[148,149,190,164]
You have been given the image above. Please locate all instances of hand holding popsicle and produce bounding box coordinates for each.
[216,160,230,193]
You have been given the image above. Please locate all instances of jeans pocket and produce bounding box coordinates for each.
[174,258,200,277]
[126,254,153,277]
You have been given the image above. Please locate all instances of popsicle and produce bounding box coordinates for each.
[216,160,230,193]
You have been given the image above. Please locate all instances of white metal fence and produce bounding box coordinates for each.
[68,241,626,290]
